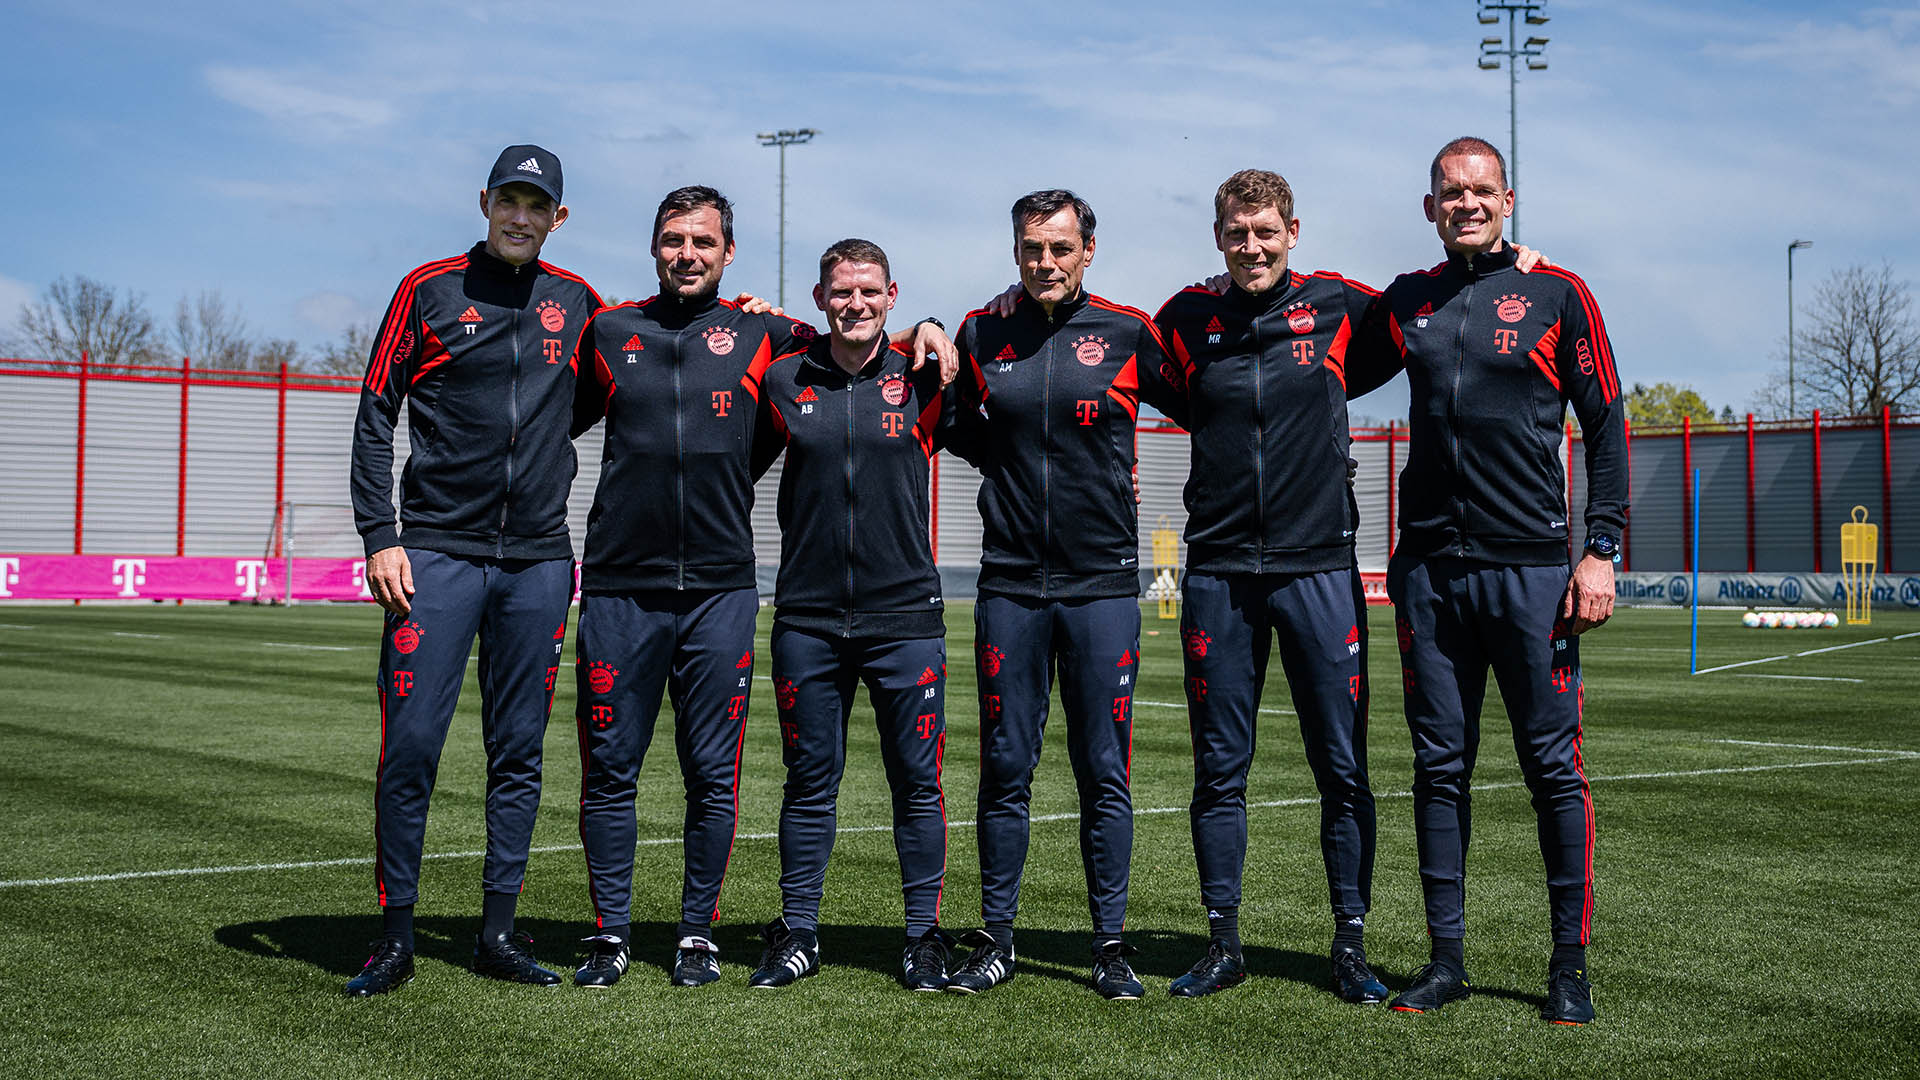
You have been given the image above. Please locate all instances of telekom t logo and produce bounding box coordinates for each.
[711,390,733,417]
[542,338,564,364]
[1291,339,1315,365]
[1076,400,1099,426]
[1494,328,1520,354]
[351,560,373,599]
[880,412,905,437]
[234,560,269,598]
[0,557,18,597]
[112,558,146,597]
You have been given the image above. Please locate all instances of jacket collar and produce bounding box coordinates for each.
[467,241,543,280]
[1444,244,1518,278]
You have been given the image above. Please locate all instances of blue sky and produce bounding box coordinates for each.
[5,1,1916,419]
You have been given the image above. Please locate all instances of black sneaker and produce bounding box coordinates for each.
[1389,962,1471,1013]
[473,930,562,986]
[901,928,954,992]
[573,935,630,989]
[672,935,721,988]
[1091,940,1144,1001]
[1542,965,1595,1025]
[344,939,414,997]
[1331,946,1389,1004]
[1169,941,1246,998]
[748,919,819,988]
[943,930,1015,995]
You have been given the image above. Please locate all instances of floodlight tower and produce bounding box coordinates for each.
[1788,239,1813,417]
[756,128,820,309]
[1477,1,1549,243]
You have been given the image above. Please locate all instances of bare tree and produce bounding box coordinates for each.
[173,291,254,370]
[310,321,377,376]
[1787,262,1920,417]
[15,275,161,369]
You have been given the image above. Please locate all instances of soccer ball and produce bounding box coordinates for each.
[1762,612,1781,629]
[1742,611,1760,628]
[1825,611,1840,627]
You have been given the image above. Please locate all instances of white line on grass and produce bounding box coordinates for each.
[1712,738,1920,757]
[1136,698,1294,716]
[0,623,36,630]
[1731,673,1865,683]
[1693,654,1792,674]
[1796,637,1888,657]
[260,642,360,652]
[1896,631,1920,641]
[110,632,169,639]
[7,752,1915,890]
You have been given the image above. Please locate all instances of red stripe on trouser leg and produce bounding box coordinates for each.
[375,686,389,906]
[933,728,947,924]
[1574,683,1594,945]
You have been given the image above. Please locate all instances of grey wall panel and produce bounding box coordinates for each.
[0,375,79,552]
[751,458,784,572]
[1352,435,1392,572]
[1568,437,1589,564]
[1625,434,1683,570]
[567,421,606,560]
[1136,428,1191,571]
[933,451,984,570]
[1690,433,1747,571]
[1894,425,1917,572]
[183,384,279,555]
[1819,427,1885,573]
[1752,428,1813,571]
[79,380,180,554]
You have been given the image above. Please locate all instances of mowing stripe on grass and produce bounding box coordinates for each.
[6,751,1916,890]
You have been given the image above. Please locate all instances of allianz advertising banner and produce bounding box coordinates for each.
[1616,571,1920,610]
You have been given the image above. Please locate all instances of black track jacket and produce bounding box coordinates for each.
[954,290,1177,599]
[351,242,601,560]
[1349,246,1628,566]
[755,340,952,639]
[572,293,817,593]
[1153,270,1378,575]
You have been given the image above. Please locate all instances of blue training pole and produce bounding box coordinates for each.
[1689,467,1701,674]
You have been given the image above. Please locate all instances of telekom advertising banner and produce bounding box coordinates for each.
[0,555,376,602]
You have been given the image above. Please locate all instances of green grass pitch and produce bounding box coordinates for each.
[1,601,1916,1078]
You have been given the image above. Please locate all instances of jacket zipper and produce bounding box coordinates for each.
[1252,301,1266,568]
[1041,308,1056,598]
[500,291,523,558]
[673,327,687,590]
[1450,273,1475,557]
[844,369,857,638]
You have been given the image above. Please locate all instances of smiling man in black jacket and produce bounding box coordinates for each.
[346,144,602,997]
[744,239,956,992]
[1348,136,1626,1025]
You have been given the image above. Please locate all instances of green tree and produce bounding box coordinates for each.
[1624,382,1726,428]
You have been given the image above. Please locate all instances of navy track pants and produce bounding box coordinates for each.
[372,550,573,907]
[1387,554,1595,946]
[770,627,948,938]
[1181,568,1374,917]
[973,593,1139,937]
[574,587,758,938]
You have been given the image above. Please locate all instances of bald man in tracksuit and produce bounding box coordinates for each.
[346,144,600,997]
[743,239,957,992]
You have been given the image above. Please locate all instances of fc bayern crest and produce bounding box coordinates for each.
[1072,335,1109,366]
[1285,304,1316,334]
[537,300,568,333]
[1496,294,1532,323]
[586,660,619,695]
[705,327,737,355]
[879,375,908,406]
[393,621,422,654]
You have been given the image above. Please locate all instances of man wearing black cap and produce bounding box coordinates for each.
[345,144,602,997]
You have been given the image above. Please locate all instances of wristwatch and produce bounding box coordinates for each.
[1584,534,1621,563]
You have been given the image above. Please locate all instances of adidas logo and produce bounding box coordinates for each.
[621,334,644,351]
[796,386,819,403]
[735,650,753,670]
[517,157,542,175]
[1345,625,1360,646]
[458,306,482,323]
[1414,302,1433,317]
[1115,649,1135,667]
[995,344,1018,360]
[1204,316,1224,333]
[916,667,939,686]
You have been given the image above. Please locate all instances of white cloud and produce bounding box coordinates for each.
[203,65,396,137]
[0,274,34,335]
[293,291,371,335]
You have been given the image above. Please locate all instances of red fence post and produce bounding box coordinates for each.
[1745,413,1756,573]
[74,351,89,555]
[1884,405,1895,572]
[1622,418,1633,571]
[176,357,191,558]
[1385,421,1397,558]
[1682,415,1693,572]
[274,362,288,556]
[1812,410,1824,573]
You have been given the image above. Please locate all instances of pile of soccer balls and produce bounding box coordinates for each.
[1742,610,1840,629]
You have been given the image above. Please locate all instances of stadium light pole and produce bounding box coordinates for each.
[1477,1,1549,244]
[756,128,820,310]
[1788,238,1812,418]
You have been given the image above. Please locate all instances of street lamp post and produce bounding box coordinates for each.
[755,128,820,310]
[1788,238,1812,418]
[1477,2,1549,243]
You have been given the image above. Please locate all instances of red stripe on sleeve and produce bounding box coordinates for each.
[740,338,774,403]
[1323,316,1353,390]
[1106,355,1140,421]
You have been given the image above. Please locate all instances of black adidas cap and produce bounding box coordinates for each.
[487,144,563,204]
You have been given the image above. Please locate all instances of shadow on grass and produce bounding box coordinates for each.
[213,914,1539,1006]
